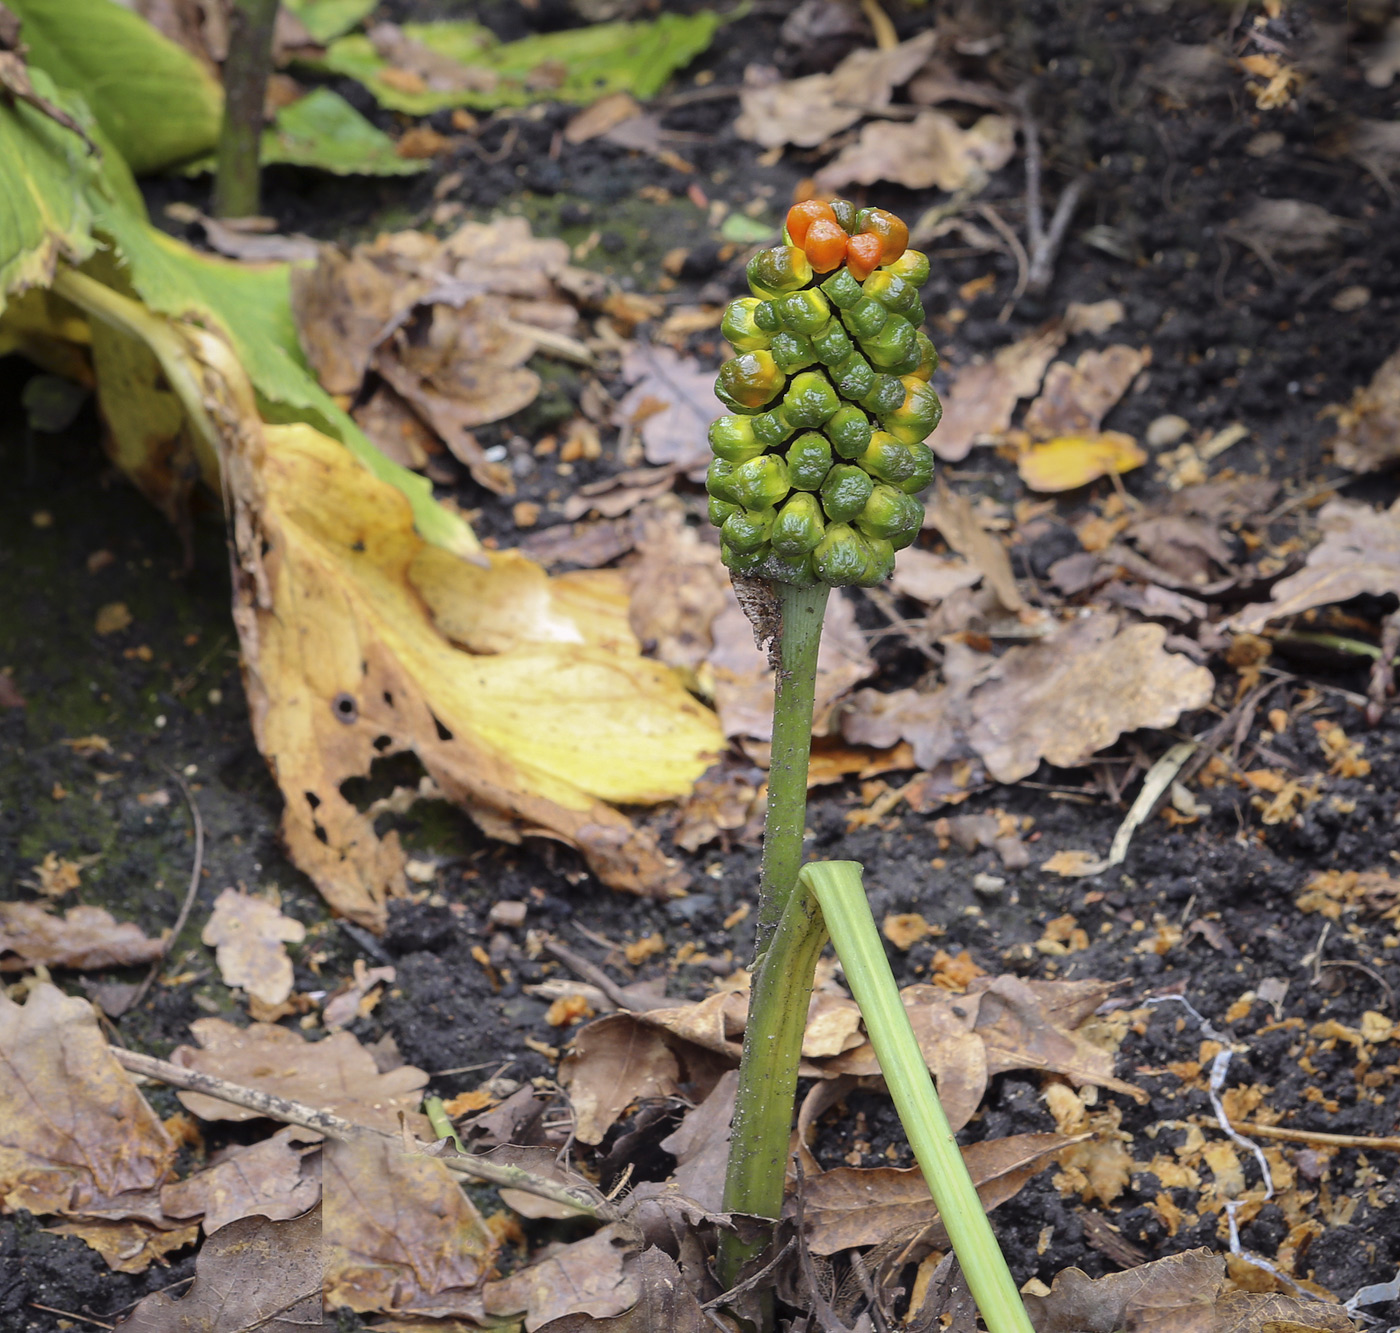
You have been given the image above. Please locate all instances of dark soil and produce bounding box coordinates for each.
[4,0,1400,1328]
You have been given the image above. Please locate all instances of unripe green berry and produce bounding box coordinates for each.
[716,351,785,412]
[831,350,874,400]
[842,296,888,341]
[820,463,874,522]
[855,483,923,546]
[721,297,770,352]
[770,331,818,374]
[785,432,833,491]
[820,268,864,309]
[880,376,943,445]
[709,415,764,464]
[707,457,740,505]
[860,374,906,415]
[881,249,930,287]
[814,523,870,587]
[827,404,873,459]
[860,537,896,584]
[910,332,938,382]
[753,300,782,333]
[722,541,768,576]
[758,547,816,585]
[862,271,917,316]
[771,491,826,556]
[709,496,741,527]
[830,199,858,234]
[858,432,916,486]
[862,313,917,369]
[730,453,792,510]
[747,245,812,298]
[722,505,776,553]
[774,289,832,335]
[900,441,936,495]
[810,319,854,367]
[752,406,795,448]
[782,370,841,428]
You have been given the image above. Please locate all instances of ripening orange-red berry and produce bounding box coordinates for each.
[785,199,838,249]
[860,209,909,265]
[803,219,848,273]
[844,231,884,282]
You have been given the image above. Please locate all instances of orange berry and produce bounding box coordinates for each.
[785,199,838,249]
[860,208,909,265]
[803,219,848,273]
[845,232,884,282]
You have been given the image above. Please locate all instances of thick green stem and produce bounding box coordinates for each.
[800,861,1035,1333]
[754,581,829,957]
[717,580,828,1294]
[212,0,279,218]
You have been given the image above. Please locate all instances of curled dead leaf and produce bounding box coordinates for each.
[161,1126,322,1234]
[816,109,1016,194]
[0,900,165,971]
[202,887,306,1007]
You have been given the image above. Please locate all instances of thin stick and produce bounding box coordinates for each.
[28,1305,113,1330]
[111,1047,608,1218]
[1200,1118,1400,1154]
[801,860,1034,1333]
[127,768,205,1012]
[212,0,279,217]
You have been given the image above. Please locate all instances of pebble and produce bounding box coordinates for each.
[972,873,1006,897]
[1146,414,1191,449]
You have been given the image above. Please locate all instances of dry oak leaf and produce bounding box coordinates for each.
[815,108,1016,193]
[930,323,1068,462]
[1232,499,1400,634]
[533,1246,709,1332]
[967,613,1214,783]
[233,424,720,929]
[616,343,724,471]
[483,1222,642,1330]
[790,1131,1078,1255]
[735,31,936,149]
[161,1125,322,1234]
[1018,432,1148,494]
[0,900,165,971]
[1023,1247,1357,1333]
[1023,346,1151,440]
[169,1018,431,1135]
[121,1206,323,1333]
[324,1135,496,1318]
[1327,344,1400,474]
[202,887,306,1007]
[0,983,176,1216]
[42,1218,200,1274]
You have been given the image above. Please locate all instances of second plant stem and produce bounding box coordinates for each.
[212,0,280,218]
[717,580,828,1289]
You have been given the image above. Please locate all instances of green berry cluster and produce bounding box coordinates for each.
[706,200,941,588]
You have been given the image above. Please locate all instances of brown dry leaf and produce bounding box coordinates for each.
[1018,432,1148,493]
[161,1126,322,1234]
[95,600,133,634]
[792,1132,1077,1255]
[1041,849,1104,877]
[1228,198,1349,261]
[0,900,165,970]
[615,343,723,471]
[323,959,396,1029]
[31,850,85,897]
[353,384,443,472]
[324,1135,495,1317]
[1024,1247,1356,1333]
[706,585,875,741]
[734,31,936,149]
[485,1223,642,1330]
[926,484,1025,612]
[803,992,865,1058]
[815,109,1016,193]
[840,682,975,773]
[658,1069,736,1212]
[565,91,644,144]
[1330,344,1400,474]
[1023,346,1151,439]
[931,324,1068,462]
[1232,499,1400,633]
[673,768,762,852]
[532,1246,709,1332]
[967,613,1214,782]
[44,1217,200,1273]
[559,1013,682,1145]
[202,887,306,1007]
[170,1018,431,1135]
[121,1207,323,1333]
[0,983,176,1216]
[624,499,730,673]
[233,424,719,929]
[888,548,982,604]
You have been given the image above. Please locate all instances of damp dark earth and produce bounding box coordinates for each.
[3,0,1400,1330]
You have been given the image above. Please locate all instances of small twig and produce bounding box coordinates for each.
[127,769,204,1012]
[111,1047,611,1219]
[29,1305,113,1330]
[1025,175,1087,295]
[1201,1118,1400,1154]
[544,938,669,1012]
[1015,90,1046,256]
[976,204,1030,321]
[861,586,941,664]
[860,0,898,50]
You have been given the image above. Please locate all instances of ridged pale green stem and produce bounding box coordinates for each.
[212,0,279,218]
[800,860,1035,1333]
[717,581,828,1294]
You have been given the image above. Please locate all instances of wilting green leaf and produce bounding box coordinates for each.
[5,0,222,174]
[719,214,775,244]
[182,89,427,179]
[281,0,377,43]
[0,70,99,303]
[307,10,719,115]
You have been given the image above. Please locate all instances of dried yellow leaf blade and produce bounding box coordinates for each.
[324,1135,496,1317]
[43,1218,200,1273]
[244,424,720,926]
[1018,431,1147,493]
[0,983,175,1215]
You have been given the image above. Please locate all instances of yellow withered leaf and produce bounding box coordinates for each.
[239,423,722,929]
[1017,431,1146,493]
